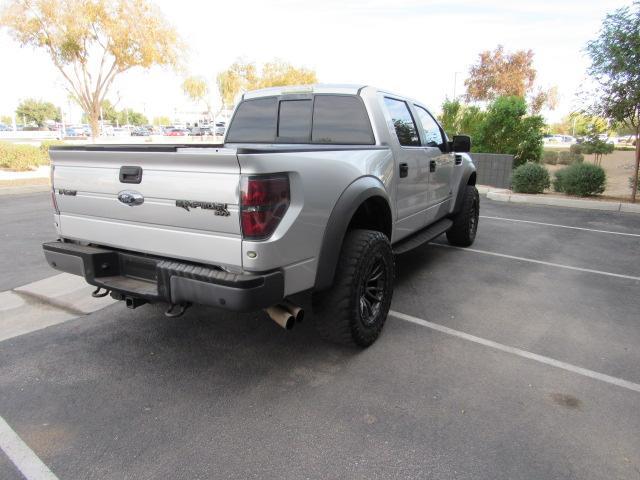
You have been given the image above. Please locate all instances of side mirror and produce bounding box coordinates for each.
[452,135,471,153]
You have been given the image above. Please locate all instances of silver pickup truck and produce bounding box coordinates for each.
[43,84,478,347]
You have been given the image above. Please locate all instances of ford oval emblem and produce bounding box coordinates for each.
[118,190,144,206]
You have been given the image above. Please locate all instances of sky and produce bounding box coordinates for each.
[0,0,630,124]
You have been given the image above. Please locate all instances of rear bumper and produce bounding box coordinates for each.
[42,241,284,312]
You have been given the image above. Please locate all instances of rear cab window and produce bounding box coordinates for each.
[382,97,420,147]
[226,94,374,145]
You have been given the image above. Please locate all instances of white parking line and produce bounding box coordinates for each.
[0,416,59,480]
[480,215,640,238]
[431,243,640,282]
[389,310,640,394]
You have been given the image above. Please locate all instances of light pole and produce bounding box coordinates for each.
[453,72,462,100]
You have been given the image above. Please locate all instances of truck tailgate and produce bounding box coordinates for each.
[50,146,242,269]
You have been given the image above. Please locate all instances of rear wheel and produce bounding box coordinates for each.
[313,229,394,347]
[446,185,479,247]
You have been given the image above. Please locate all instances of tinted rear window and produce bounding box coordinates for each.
[383,97,420,147]
[226,97,277,143]
[226,94,374,144]
[311,95,374,144]
[278,100,312,140]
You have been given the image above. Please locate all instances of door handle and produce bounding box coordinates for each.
[429,160,436,172]
[399,163,409,178]
[119,166,143,184]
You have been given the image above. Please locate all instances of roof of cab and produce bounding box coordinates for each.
[242,83,368,99]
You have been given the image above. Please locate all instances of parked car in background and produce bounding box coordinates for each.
[65,125,86,137]
[165,128,189,136]
[100,125,115,136]
[544,134,576,145]
[131,127,150,136]
[191,126,213,136]
[214,122,226,136]
[618,135,637,146]
[113,127,132,137]
[0,123,12,131]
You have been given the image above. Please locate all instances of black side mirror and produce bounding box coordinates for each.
[452,135,471,153]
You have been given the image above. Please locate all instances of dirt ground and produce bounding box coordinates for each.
[546,150,638,200]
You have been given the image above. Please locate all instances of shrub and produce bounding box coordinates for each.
[39,139,64,154]
[0,141,49,171]
[553,168,568,192]
[629,171,640,191]
[557,151,584,165]
[569,143,583,155]
[581,135,614,166]
[554,163,606,197]
[511,162,550,194]
[542,150,558,165]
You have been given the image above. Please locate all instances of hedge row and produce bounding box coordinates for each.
[512,161,607,197]
[0,140,62,171]
[542,149,584,165]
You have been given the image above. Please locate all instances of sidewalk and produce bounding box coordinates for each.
[478,185,640,213]
[0,273,114,342]
[0,166,49,181]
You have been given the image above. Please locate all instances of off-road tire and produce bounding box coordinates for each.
[446,185,479,247]
[313,229,394,348]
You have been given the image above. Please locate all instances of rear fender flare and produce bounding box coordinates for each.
[314,176,390,291]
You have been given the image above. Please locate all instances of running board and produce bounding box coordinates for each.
[392,219,453,254]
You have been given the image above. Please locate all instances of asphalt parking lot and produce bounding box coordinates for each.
[1,192,639,479]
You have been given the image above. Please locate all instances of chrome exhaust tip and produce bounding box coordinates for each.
[264,305,295,330]
[281,300,304,323]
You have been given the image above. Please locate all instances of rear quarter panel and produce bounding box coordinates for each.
[236,147,394,295]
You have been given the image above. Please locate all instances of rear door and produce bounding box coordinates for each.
[382,96,430,239]
[50,146,243,270]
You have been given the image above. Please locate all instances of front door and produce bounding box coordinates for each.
[413,104,454,220]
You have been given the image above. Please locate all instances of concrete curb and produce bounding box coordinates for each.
[480,185,640,214]
[0,166,49,181]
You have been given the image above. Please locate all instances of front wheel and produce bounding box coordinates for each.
[446,185,479,247]
[313,229,394,348]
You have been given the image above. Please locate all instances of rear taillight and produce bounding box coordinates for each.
[50,165,59,214]
[240,174,290,240]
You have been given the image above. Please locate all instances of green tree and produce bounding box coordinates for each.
[474,96,545,166]
[153,116,171,126]
[1,115,12,125]
[117,108,147,126]
[586,1,640,202]
[1,0,181,138]
[100,100,119,124]
[581,129,614,166]
[549,113,609,136]
[439,99,485,140]
[15,98,60,127]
